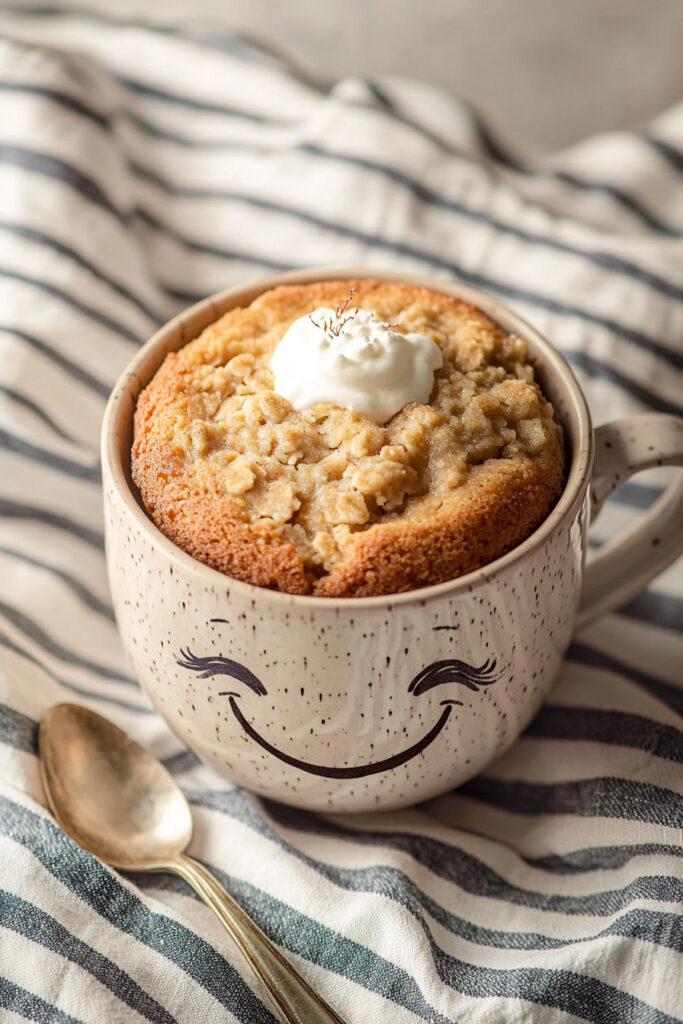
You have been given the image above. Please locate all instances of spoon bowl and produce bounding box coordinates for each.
[39,703,192,868]
[39,702,347,1024]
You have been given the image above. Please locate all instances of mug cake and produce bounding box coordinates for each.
[132,279,565,596]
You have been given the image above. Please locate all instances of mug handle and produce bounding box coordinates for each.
[576,413,683,629]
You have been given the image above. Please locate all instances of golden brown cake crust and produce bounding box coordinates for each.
[132,280,565,597]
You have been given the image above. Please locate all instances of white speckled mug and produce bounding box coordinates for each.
[101,269,683,812]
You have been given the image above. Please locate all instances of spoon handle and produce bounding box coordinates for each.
[169,854,348,1024]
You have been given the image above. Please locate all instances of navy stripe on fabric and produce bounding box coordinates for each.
[0,220,162,323]
[563,351,683,418]
[0,77,282,147]
[526,843,683,873]
[0,889,177,1024]
[0,143,127,223]
[0,427,100,482]
[19,703,676,1015]
[131,159,683,376]
[553,170,682,237]
[296,141,683,304]
[188,791,683,957]
[0,546,115,622]
[6,13,680,241]
[161,749,202,775]
[0,3,272,59]
[0,497,104,549]
[205,790,683,919]
[18,711,659,951]
[569,643,683,716]
[0,384,83,445]
[117,74,293,125]
[366,80,683,237]
[609,481,663,509]
[459,775,682,828]
[358,78,478,162]
[618,590,683,631]
[0,630,152,715]
[3,704,673,882]
[4,141,681,414]
[3,706,679,967]
[121,270,681,421]
[145,850,681,1023]
[4,76,683,312]
[150,834,682,1023]
[299,139,683,303]
[158,286,215,307]
[0,267,141,345]
[526,705,683,763]
[0,794,284,1024]
[456,99,524,169]
[139,866,453,1023]
[642,135,683,175]
[0,79,110,130]
[0,600,134,686]
[0,702,37,755]
[5,133,678,387]
[6,704,678,960]
[2,715,676,925]
[135,209,292,272]
[0,326,111,398]
[220,865,683,960]
[2,3,290,64]
[1,710,681,969]
[0,976,84,1024]
[256,795,683,911]
[0,21,680,1022]
[460,100,683,236]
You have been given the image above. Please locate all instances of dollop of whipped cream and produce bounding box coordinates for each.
[269,306,443,423]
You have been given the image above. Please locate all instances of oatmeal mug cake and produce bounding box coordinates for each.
[132,280,565,596]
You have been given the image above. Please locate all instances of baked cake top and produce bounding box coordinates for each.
[132,280,564,596]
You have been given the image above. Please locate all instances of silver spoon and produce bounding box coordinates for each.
[39,702,347,1024]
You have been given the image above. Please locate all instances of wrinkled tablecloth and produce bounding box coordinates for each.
[0,7,681,1023]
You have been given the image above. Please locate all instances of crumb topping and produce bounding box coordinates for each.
[132,280,564,594]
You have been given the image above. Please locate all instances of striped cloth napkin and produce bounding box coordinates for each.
[0,8,681,1023]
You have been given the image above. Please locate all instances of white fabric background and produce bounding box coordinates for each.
[0,6,681,1024]
[62,0,683,154]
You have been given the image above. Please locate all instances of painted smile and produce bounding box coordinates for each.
[223,693,457,779]
[176,639,501,779]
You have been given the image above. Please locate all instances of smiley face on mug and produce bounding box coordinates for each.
[176,620,502,779]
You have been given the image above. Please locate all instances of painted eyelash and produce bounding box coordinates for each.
[408,658,501,697]
[177,647,501,703]
[175,648,267,695]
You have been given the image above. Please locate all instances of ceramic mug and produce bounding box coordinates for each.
[101,269,683,812]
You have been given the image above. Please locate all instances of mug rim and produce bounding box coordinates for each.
[101,267,593,609]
